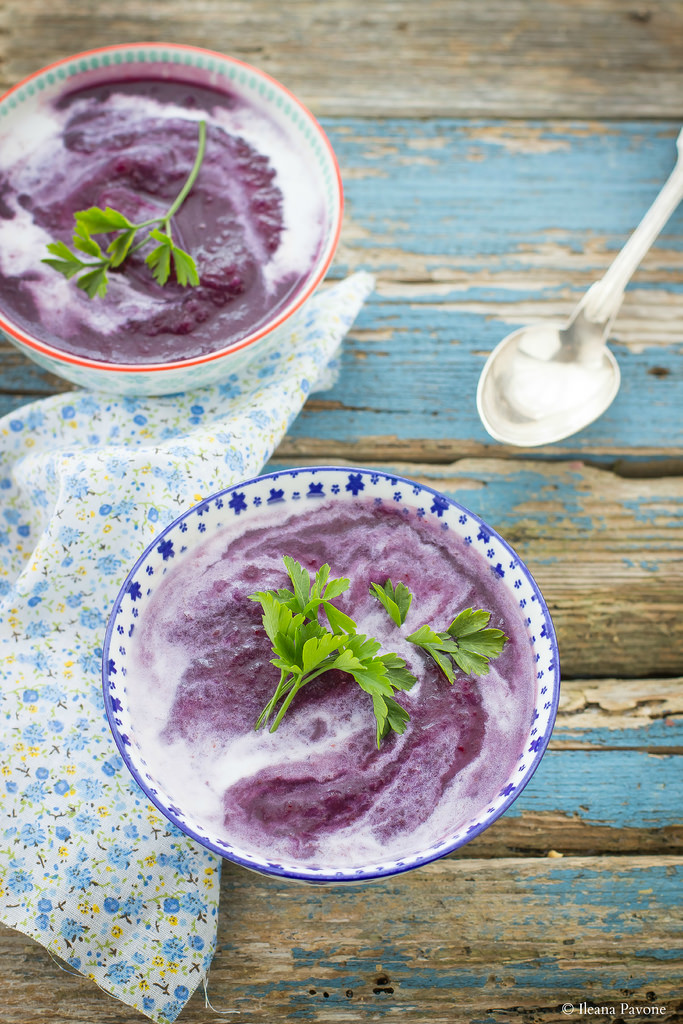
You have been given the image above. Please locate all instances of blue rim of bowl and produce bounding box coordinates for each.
[102,466,561,882]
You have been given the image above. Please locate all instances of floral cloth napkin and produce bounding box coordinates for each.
[0,271,373,1022]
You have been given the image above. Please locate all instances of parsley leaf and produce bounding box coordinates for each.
[369,578,413,626]
[171,245,200,287]
[42,120,206,298]
[72,223,105,260]
[333,635,415,746]
[406,609,507,681]
[43,241,91,279]
[145,229,200,288]
[250,556,355,634]
[107,227,137,268]
[145,229,173,286]
[75,206,133,234]
[74,265,109,300]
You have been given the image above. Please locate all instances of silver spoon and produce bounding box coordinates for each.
[476,127,683,447]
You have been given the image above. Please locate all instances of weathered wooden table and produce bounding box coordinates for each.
[2,3,682,1021]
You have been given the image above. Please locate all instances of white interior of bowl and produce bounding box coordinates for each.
[103,467,560,883]
[0,44,343,373]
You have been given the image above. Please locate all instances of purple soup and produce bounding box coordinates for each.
[0,78,325,364]
[127,500,537,870]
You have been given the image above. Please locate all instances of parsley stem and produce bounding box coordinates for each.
[270,679,305,731]
[130,120,207,237]
[255,670,291,730]
[260,660,339,733]
[165,120,207,221]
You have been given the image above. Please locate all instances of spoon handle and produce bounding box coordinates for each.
[576,127,683,330]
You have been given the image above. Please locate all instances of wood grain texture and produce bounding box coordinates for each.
[2,1,683,118]
[1,855,681,1023]
[555,676,683,748]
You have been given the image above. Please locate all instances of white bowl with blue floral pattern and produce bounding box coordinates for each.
[103,467,561,884]
[0,44,343,395]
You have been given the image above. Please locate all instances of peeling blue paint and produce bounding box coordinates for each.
[634,948,683,960]
[623,497,683,525]
[510,749,681,830]
[286,963,677,994]
[553,716,683,748]
[324,119,683,259]
[291,948,412,969]
[415,464,595,532]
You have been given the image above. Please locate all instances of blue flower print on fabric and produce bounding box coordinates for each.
[0,271,374,1023]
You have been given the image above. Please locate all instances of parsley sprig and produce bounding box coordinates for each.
[249,558,416,748]
[42,120,206,298]
[249,562,508,749]
[406,608,507,682]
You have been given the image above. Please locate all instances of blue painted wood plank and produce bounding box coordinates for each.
[552,717,682,749]
[324,120,683,263]
[210,855,683,1019]
[510,749,680,829]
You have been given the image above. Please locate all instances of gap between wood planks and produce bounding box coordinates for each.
[276,429,683,469]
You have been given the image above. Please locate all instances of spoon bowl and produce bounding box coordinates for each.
[477,320,621,447]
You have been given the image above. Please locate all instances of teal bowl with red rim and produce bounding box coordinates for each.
[0,43,343,394]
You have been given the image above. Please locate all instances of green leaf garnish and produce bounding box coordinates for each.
[76,206,133,234]
[42,120,206,298]
[72,224,105,260]
[250,555,355,634]
[75,265,109,300]
[43,241,88,279]
[370,578,413,626]
[249,561,507,749]
[170,245,200,288]
[107,227,137,268]
[145,229,173,286]
[406,608,507,681]
[249,557,415,748]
